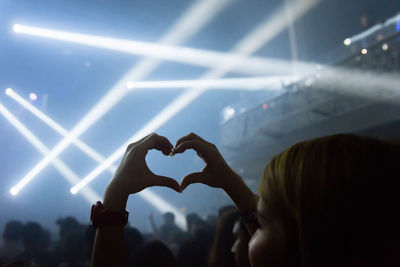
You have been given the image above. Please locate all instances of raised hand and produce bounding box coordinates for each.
[173,132,237,191]
[93,134,180,267]
[104,133,180,212]
[174,133,257,216]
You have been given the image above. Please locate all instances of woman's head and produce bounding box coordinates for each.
[250,134,400,267]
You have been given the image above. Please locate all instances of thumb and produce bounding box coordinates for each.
[151,174,181,193]
[180,172,204,191]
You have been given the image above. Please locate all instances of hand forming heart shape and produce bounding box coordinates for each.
[108,133,236,197]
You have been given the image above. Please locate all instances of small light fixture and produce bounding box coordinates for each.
[29,93,37,101]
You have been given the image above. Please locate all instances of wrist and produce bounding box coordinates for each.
[103,182,129,212]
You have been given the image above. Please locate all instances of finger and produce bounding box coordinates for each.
[180,172,204,191]
[126,135,151,152]
[173,140,207,157]
[196,151,205,160]
[140,133,173,156]
[175,132,205,148]
[150,174,181,193]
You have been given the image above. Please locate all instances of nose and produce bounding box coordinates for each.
[248,228,260,248]
[231,240,239,253]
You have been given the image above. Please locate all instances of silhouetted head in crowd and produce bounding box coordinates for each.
[159,212,181,243]
[125,226,144,258]
[56,216,80,241]
[250,134,400,267]
[185,213,200,234]
[208,208,238,267]
[21,222,43,252]
[185,213,207,235]
[231,219,251,267]
[163,212,175,226]
[129,240,177,267]
[3,221,23,242]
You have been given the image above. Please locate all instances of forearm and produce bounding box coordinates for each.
[91,225,125,267]
[223,171,257,211]
[223,171,259,234]
[91,184,129,267]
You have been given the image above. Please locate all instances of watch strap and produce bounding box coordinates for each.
[90,201,129,228]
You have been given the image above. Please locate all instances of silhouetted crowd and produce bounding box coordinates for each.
[0,205,250,267]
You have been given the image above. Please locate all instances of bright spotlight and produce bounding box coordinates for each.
[29,93,37,101]
[13,24,22,33]
[0,103,100,203]
[71,0,322,193]
[223,107,235,121]
[344,38,352,46]
[5,88,13,95]
[382,43,389,51]
[10,187,18,196]
[361,48,368,55]
[226,107,235,116]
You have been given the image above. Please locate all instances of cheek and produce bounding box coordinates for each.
[249,228,288,267]
[248,229,267,267]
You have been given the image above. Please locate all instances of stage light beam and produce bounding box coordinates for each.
[0,102,100,203]
[6,88,116,171]
[126,76,297,91]
[12,23,297,76]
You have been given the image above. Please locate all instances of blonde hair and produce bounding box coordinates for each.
[259,134,400,266]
